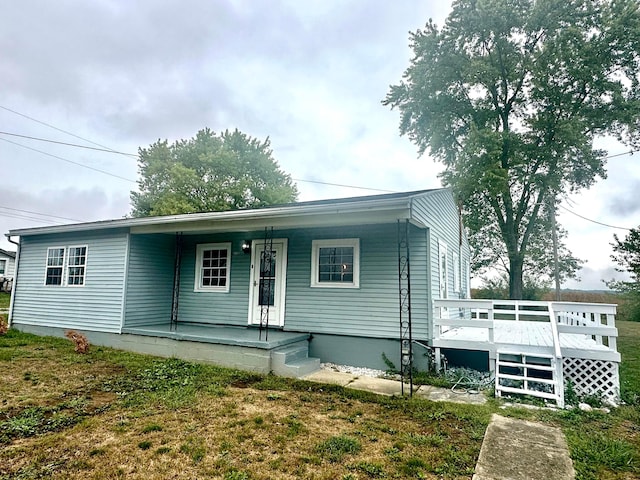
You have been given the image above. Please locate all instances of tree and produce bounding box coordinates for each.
[131,128,298,217]
[471,203,583,286]
[384,0,640,298]
[609,227,640,321]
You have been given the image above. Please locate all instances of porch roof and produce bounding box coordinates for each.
[8,188,442,237]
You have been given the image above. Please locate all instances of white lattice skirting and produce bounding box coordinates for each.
[563,357,620,404]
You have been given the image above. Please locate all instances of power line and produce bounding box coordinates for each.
[0,205,84,223]
[0,211,58,224]
[0,131,137,157]
[291,178,396,193]
[0,137,137,184]
[0,104,122,154]
[604,149,638,160]
[558,204,632,230]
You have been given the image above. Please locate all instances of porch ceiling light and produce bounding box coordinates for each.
[241,240,251,254]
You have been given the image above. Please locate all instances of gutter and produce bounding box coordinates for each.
[5,235,19,328]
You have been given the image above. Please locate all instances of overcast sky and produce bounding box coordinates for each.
[1,1,638,290]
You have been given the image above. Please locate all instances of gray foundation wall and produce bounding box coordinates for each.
[14,324,273,374]
[308,333,431,372]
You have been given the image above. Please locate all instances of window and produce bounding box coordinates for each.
[438,241,448,299]
[0,260,5,275]
[311,239,360,288]
[453,252,460,292]
[45,246,88,286]
[45,247,65,285]
[195,243,231,292]
[67,246,87,285]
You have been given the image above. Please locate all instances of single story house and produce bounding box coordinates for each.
[6,189,471,378]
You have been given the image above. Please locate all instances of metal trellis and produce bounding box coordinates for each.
[397,219,413,395]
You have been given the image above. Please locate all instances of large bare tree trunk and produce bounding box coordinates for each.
[509,256,524,300]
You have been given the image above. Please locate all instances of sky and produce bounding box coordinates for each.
[1,0,638,290]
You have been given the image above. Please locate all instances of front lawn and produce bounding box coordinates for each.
[1,322,639,479]
[0,330,489,479]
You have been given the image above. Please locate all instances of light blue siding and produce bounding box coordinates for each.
[283,224,429,340]
[178,234,251,326]
[12,230,128,333]
[411,189,471,305]
[124,234,175,327]
[170,224,429,340]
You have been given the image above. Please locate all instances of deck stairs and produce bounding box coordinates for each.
[271,340,320,378]
[495,351,564,407]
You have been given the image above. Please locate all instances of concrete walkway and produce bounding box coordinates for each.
[303,371,575,480]
[303,369,487,404]
[473,414,575,480]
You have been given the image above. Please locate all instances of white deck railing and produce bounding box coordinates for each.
[433,299,619,359]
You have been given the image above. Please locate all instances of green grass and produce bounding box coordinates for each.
[1,322,640,479]
[0,329,489,479]
[0,292,9,309]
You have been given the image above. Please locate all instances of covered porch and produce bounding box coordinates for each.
[119,323,319,377]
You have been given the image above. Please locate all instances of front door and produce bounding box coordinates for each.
[248,239,288,327]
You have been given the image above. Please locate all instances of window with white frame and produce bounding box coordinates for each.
[311,238,360,288]
[0,260,5,276]
[438,241,448,299]
[195,243,231,292]
[67,246,87,285]
[45,247,66,285]
[453,252,460,292]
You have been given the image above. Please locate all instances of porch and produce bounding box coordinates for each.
[432,299,621,407]
[120,323,320,377]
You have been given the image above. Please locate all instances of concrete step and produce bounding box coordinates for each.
[280,357,321,378]
[271,340,321,378]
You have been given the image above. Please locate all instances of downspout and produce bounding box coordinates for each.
[5,235,20,328]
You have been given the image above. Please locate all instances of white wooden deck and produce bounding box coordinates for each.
[432,299,620,362]
[431,299,621,405]
[438,320,617,359]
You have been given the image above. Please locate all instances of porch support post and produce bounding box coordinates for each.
[397,219,413,396]
[170,232,183,331]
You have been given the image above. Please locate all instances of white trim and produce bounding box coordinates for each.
[194,242,231,293]
[453,252,460,293]
[310,238,360,289]
[247,239,288,327]
[119,233,131,333]
[8,240,20,327]
[66,245,88,287]
[438,241,448,300]
[44,246,66,286]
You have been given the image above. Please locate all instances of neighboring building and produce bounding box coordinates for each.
[0,248,16,278]
[6,189,470,374]
[0,248,16,293]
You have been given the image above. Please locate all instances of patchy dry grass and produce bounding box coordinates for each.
[3,320,640,479]
[0,329,489,479]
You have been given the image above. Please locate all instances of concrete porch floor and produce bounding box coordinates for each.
[121,323,310,349]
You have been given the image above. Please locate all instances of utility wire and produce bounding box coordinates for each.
[0,131,137,157]
[0,137,137,184]
[558,204,632,230]
[0,211,57,224]
[291,178,396,193]
[0,104,122,154]
[0,205,84,223]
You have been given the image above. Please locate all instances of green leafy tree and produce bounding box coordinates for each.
[131,128,298,217]
[471,204,582,285]
[384,0,640,298]
[609,227,640,321]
